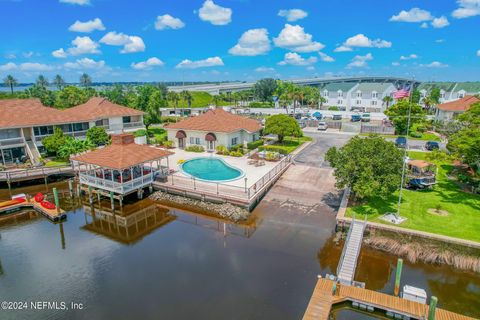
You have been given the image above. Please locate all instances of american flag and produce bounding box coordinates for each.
[393,84,411,99]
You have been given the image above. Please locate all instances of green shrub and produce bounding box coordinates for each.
[249,101,274,108]
[86,126,110,146]
[216,145,228,155]
[416,125,427,133]
[259,145,290,155]
[155,135,166,144]
[247,139,264,150]
[228,151,243,157]
[409,131,422,138]
[229,143,243,152]
[265,151,277,161]
[134,129,147,137]
[162,140,174,148]
[160,116,179,123]
[328,106,340,111]
[185,145,205,152]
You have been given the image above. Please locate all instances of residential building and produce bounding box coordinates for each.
[0,97,145,166]
[349,83,396,112]
[321,83,357,111]
[435,95,480,122]
[165,108,261,151]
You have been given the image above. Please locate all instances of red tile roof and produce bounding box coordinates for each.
[0,97,143,129]
[71,134,173,170]
[165,108,261,133]
[436,95,480,112]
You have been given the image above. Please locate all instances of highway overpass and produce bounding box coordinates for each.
[167,76,421,95]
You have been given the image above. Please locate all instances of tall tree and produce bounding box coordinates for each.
[167,91,180,112]
[382,96,393,109]
[79,73,92,87]
[180,90,194,108]
[263,114,302,143]
[3,75,17,94]
[326,136,403,200]
[429,87,441,104]
[253,78,278,102]
[384,99,425,135]
[411,89,421,104]
[36,75,49,88]
[144,90,165,130]
[55,85,89,109]
[53,75,66,90]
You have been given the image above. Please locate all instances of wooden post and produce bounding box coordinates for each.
[110,191,114,211]
[68,179,73,198]
[88,186,93,204]
[244,177,247,193]
[394,258,403,296]
[428,296,438,320]
[53,187,60,213]
[59,223,66,250]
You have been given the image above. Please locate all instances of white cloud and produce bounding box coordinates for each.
[431,16,450,28]
[198,0,232,26]
[68,36,100,55]
[64,58,106,69]
[19,63,54,71]
[390,8,433,22]
[400,54,418,60]
[318,52,334,62]
[69,18,105,33]
[176,56,224,69]
[420,22,429,28]
[99,32,145,53]
[131,57,164,70]
[392,62,401,66]
[435,39,446,43]
[155,14,185,30]
[229,28,271,56]
[336,34,391,52]
[23,51,34,58]
[334,45,353,52]
[59,0,90,5]
[477,49,480,57]
[278,52,317,66]
[421,61,448,68]
[255,67,275,73]
[347,53,373,68]
[0,62,17,71]
[273,24,324,52]
[4,53,16,59]
[452,0,480,18]
[52,48,68,58]
[278,9,308,22]
[306,66,315,71]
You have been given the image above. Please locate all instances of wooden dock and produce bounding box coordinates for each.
[336,218,366,285]
[303,277,475,320]
[0,198,66,222]
[0,166,74,183]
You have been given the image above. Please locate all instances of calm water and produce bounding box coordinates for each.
[181,157,243,181]
[0,182,479,320]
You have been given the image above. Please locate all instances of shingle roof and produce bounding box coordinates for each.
[436,95,479,112]
[356,83,395,92]
[418,82,456,92]
[453,82,480,93]
[71,134,173,170]
[0,97,143,129]
[165,108,261,133]
[322,82,357,92]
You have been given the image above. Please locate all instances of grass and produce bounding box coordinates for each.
[359,132,441,141]
[260,136,312,154]
[44,160,69,167]
[346,151,480,242]
[134,128,167,143]
[167,91,230,109]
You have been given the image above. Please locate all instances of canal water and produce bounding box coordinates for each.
[0,181,479,320]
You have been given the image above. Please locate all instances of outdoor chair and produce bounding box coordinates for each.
[248,159,258,165]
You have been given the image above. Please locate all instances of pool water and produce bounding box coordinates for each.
[181,157,243,181]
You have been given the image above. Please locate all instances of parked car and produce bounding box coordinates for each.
[312,111,322,120]
[361,113,371,122]
[425,141,440,151]
[332,114,342,121]
[351,114,361,122]
[395,136,407,148]
[317,122,328,131]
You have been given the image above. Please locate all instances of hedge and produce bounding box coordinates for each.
[258,145,290,155]
[249,101,274,108]
[185,145,205,152]
[247,139,264,150]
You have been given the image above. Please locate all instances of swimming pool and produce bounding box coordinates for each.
[181,157,244,182]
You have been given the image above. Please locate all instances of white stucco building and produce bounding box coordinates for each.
[165,108,262,151]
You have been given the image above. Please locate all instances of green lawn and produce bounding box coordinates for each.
[260,136,312,154]
[359,132,441,141]
[346,151,480,242]
[44,160,69,167]
[167,91,231,108]
[134,128,167,143]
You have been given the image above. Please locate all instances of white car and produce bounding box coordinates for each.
[317,122,328,131]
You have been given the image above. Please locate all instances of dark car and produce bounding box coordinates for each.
[395,136,407,148]
[425,141,440,151]
[332,114,342,121]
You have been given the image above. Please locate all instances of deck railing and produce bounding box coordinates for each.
[0,137,25,147]
[0,165,72,182]
[79,172,155,194]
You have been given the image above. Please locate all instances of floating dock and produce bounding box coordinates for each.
[0,198,66,222]
[302,277,475,320]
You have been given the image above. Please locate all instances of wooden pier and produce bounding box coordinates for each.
[0,166,74,183]
[303,277,475,320]
[336,217,367,285]
[0,198,66,222]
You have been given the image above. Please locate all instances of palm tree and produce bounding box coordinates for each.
[382,96,393,109]
[421,96,433,112]
[79,73,92,87]
[53,74,65,90]
[319,96,326,109]
[180,90,194,109]
[36,75,49,88]
[3,75,17,94]
[167,91,180,114]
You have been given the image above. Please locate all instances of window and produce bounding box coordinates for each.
[122,116,131,124]
[58,124,73,133]
[356,91,362,98]
[338,91,343,98]
[33,126,53,136]
[73,122,89,132]
[323,90,328,97]
[189,137,201,145]
[356,100,362,105]
[196,138,200,144]
[252,134,256,141]
[1,128,22,139]
[231,137,238,146]
[337,100,343,105]
[372,92,378,99]
[371,100,377,106]
[458,93,464,98]
[95,119,109,127]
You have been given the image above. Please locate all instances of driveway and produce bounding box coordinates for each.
[294,131,351,167]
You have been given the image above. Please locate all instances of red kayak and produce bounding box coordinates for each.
[34,192,44,203]
[40,200,56,210]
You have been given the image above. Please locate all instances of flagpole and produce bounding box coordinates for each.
[396,76,415,220]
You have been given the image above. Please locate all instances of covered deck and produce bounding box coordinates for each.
[71,134,173,197]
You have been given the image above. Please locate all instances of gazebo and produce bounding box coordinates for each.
[71,133,173,204]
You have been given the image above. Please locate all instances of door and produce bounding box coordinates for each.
[178,138,185,149]
[2,149,13,164]
[207,140,215,151]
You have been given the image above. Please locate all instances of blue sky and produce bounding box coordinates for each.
[0,0,479,83]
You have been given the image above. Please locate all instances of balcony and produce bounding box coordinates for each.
[0,137,25,147]
[79,171,155,194]
[123,121,144,129]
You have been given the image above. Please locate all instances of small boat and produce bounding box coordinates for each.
[34,192,44,202]
[40,200,56,210]
[0,198,26,209]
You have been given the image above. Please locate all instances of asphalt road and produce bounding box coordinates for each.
[294,131,351,167]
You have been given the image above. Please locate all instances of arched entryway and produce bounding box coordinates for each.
[205,132,217,151]
[175,130,187,149]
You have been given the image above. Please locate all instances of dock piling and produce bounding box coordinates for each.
[428,296,438,320]
[68,180,74,198]
[394,258,403,296]
[53,188,60,213]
